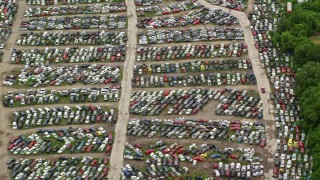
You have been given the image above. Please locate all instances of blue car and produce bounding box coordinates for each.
[210,154,221,159]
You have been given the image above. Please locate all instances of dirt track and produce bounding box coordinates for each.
[107,0,137,179]
[198,0,276,178]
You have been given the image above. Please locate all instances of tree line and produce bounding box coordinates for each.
[271,0,320,178]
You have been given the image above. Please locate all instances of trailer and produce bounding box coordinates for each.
[287,2,292,13]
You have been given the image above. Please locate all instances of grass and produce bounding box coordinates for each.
[309,36,320,45]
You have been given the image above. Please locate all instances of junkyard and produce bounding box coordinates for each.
[0,0,317,179]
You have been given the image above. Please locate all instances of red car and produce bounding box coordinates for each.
[299,141,304,148]
[96,115,101,123]
[229,154,238,159]
[163,90,170,96]
[226,170,230,177]
[176,148,184,154]
[192,156,203,162]
[28,140,36,148]
[213,162,218,169]
[197,119,208,123]
[103,167,109,174]
[106,145,112,152]
[7,144,15,150]
[91,160,97,166]
[162,148,171,154]
[145,149,154,155]
[273,166,279,177]
[163,75,168,82]
[134,144,142,149]
[104,78,112,84]
[103,157,109,164]
[260,139,266,147]
[108,133,113,144]
[10,137,19,143]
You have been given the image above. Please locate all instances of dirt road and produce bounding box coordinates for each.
[107,0,137,179]
[0,0,31,178]
[198,0,276,178]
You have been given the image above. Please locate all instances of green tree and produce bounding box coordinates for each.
[279,31,296,52]
[296,62,320,96]
[294,42,320,67]
[306,126,320,152]
[290,24,308,37]
[299,85,320,126]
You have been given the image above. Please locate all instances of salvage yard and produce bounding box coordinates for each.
[0,0,306,179]
[0,0,126,179]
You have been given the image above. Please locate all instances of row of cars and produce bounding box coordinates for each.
[17,31,127,46]
[133,59,252,75]
[137,8,239,29]
[122,141,264,179]
[10,45,126,64]
[26,0,121,6]
[138,27,244,44]
[7,64,121,87]
[136,43,248,61]
[7,127,113,155]
[134,0,162,6]
[12,105,117,130]
[206,0,246,11]
[246,0,312,179]
[20,15,127,30]
[136,0,203,16]
[0,0,17,27]
[129,88,262,116]
[3,86,121,107]
[0,0,17,49]
[127,118,266,145]
[24,3,126,17]
[132,72,257,88]
[7,156,110,179]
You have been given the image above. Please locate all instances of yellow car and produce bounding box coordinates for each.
[200,65,205,71]
[280,168,284,173]
[288,138,293,147]
[293,141,298,147]
[97,131,102,136]
[200,153,208,158]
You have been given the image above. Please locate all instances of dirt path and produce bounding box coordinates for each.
[198,0,276,178]
[0,0,31,177]
[107,0,137,179]
[245,0,255,13]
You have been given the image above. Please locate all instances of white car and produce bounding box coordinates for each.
[178,154,185,161]
[12,121,18,130]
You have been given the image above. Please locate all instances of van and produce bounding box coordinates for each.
[55,39,59,45]
[192,160,197,167]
